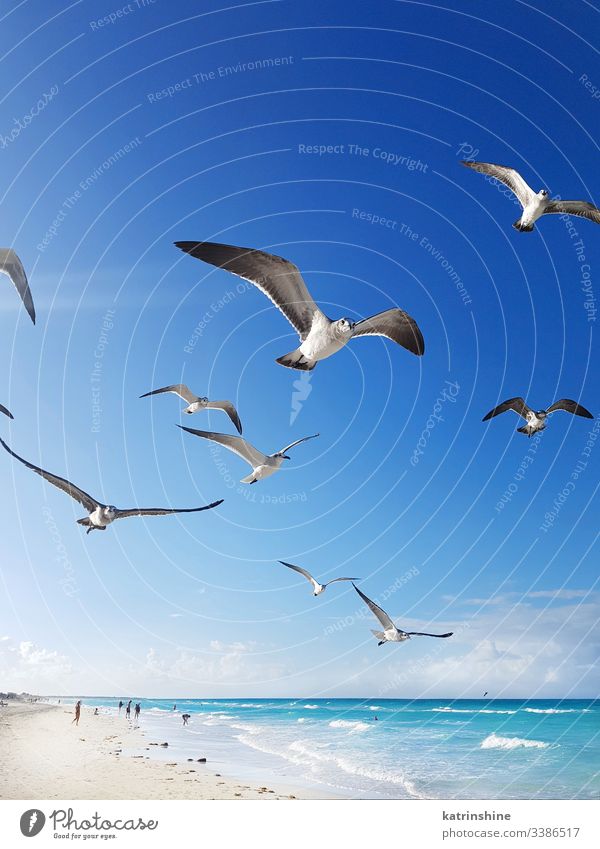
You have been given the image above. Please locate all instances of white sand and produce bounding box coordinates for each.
[0,702,325,800]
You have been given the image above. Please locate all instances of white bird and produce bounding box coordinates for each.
[278,560,360,596]
[483,397,593,437]
[462,161,600,232]
[140,384,242,434]
[0,437,223,533]
[0,404,12,419]
[0,249,35,323]
[174,241,424,371]
[353,583,453,645]
[178,426,319,484]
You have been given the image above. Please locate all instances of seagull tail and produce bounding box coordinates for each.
[370,629,386,642]
[240,472,257,484]
[275,348,317,371]
[512,218,534,232]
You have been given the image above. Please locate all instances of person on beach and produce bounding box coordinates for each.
[118,700,123,713]
[125,700,131,719]
[182,713,190,726]
[72,701,81,726]
[134,703,140,723]
[173,704,177,710]
[93,708,99,715]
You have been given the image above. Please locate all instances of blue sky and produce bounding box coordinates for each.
[0,0,598,698]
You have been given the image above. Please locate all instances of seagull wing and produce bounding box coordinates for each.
[178,426,268,469]
[351,308,424,356]
[547,399,594,418]
[140,384,198,404]
[279,560,320,591]
[544,200,600,225]
[461,161,535,209]
[405,631,453,638]
[0,437,98,511]
[482,397,532,422]
[114,499,223,520]
[353,583,395,631]
[205,400,243,434]
[174,241,323,340]
[0,249,35,324]
[0,404,13,419]
[277,433,320,455]
[324,577,361,586]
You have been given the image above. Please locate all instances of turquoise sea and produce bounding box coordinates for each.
[50,697,599,799]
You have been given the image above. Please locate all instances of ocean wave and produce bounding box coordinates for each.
[431,707,475,714]
[329,720,371,734]
[288,740,425,798]
[523,708,577,715]
[369,705,382,711]
[303,704,319,709]
[480,734,550,750]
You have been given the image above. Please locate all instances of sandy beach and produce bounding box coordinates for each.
[0,701,320,800]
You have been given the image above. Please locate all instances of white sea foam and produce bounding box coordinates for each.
[369,706,381,711]
[480,734,550,750]
[288,740,424,798]
[524,708,577,715]
[303,704,319,709]
[329,720,371,733]
[431,707,475,714]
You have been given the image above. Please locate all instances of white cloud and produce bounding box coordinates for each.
[0,637,73,690]
[527,589,590,600]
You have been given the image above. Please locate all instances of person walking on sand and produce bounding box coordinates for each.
[118,700,123,713]
[134,703,140,724]
[182,713,190,726]
[71,700,81,726]
[125,699,131,720]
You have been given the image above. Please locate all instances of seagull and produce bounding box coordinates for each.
[174,241,424,371]
[0,437,223,533]
[353,583,453,645]
[483,692,489,698]
[462,161,600,232]
[0,404,13,419]
[178,426,319,484]
[0,249,35,323]
[482,397,593,437]
[140,384,242,434]
[278,561,360,596]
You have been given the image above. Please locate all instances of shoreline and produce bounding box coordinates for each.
[0,702,334,800]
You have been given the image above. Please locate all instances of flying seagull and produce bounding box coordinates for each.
[353,583,453,645]
[0,437,223,533]
[140,384,242,434]
[0,249,35,323]
[0,404,13,419]
[462,161,600,232]
[482,397,593,437]
[278,560,360,596]
[174,241,424,371]
[178,426,319,484]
